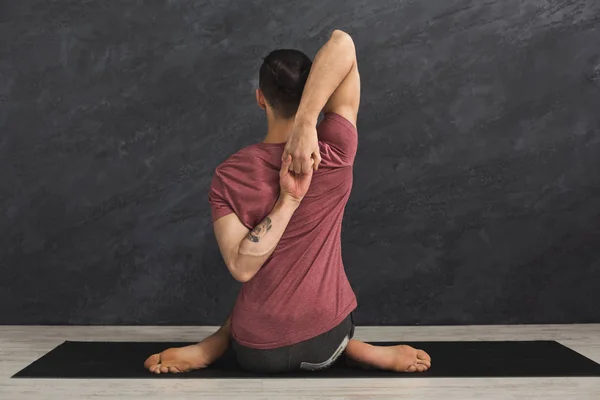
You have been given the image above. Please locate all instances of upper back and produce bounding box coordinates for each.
[210,112,358,231]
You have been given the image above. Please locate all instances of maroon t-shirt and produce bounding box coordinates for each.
[209,112,358,349]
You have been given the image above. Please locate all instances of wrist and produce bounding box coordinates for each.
[278,193,302,210]
[293,114,318,129]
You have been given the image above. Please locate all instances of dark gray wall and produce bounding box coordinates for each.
[1,0,599,325]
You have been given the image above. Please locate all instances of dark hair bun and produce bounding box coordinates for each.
[271,65,297,95]
[259,49,312,117]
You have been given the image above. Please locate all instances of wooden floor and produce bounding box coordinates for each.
[1,324,599,400]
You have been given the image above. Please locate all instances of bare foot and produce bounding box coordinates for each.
[144,344,211,374]
[345,340,431,373]
[389,345,431,373]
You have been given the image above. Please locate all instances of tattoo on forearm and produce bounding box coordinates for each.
[246,217,272,243]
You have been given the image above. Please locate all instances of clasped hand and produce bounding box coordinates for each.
[282,121,321,174]
[278,120,320,202]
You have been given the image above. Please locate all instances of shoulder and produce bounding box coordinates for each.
[215,144,259,173]
[321,112,358,132]
[212,144,267,190]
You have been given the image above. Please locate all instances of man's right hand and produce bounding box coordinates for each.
[282,120,321,174]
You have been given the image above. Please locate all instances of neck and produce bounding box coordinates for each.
[262,113,295,144]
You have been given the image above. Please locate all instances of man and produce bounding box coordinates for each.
[144,30,431,374]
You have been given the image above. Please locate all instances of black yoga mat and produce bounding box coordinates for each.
[13,340,600,378]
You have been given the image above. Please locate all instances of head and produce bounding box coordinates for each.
[256,49,312,120]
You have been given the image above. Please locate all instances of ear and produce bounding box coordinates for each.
[256,89,266,110]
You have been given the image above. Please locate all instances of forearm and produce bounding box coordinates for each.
[295,30,356,125]
[232,195,299,281]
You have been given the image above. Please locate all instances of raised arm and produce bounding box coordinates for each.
[297,29,360,127]
[284,29,361,173]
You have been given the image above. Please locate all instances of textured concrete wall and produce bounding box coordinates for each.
[1,0,599,325]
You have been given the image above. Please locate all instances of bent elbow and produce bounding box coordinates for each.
[331,29,351,40]
[331,30,356,60]
[230,264,253,283]
[332,30,354,45]
[235,273,252,283]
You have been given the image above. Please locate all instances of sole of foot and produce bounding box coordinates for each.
[144,344,210,374]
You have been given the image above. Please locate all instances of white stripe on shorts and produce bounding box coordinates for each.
[299,335,350,371]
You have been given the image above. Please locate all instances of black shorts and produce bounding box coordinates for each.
[231,312,356,374]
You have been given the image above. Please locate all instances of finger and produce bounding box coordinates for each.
[280,155,292,177]
[294,158,303,174]
[302,159,312,175]
[305,158,315,175]
[279,155,292,178]
[296,153,315,174]
[313,151,322,171]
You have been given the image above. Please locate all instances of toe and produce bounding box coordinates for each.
[417,349,431,361]
[160,365,170,374]
[417,358,431,368]
[406,364,417,373]
[169,366,181,374]
[153,365,161,374]
[144,354,160,370]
